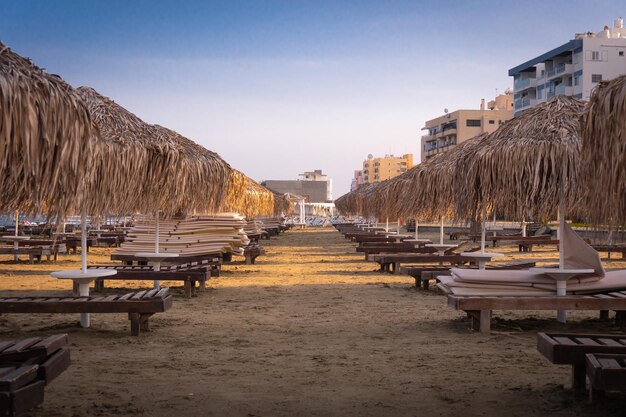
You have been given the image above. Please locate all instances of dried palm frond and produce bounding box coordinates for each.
[0,43,94,218]
[580,75,626,227]
[76,87,231,217]
[456,95,585,222]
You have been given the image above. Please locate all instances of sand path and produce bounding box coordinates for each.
[1,228,624,416]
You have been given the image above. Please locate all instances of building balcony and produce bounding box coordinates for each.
[546,63,573,80]
[514,97,536,111]
[554,84,573,96]
[514,77,537,91]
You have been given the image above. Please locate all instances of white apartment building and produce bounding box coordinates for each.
[510,17,626,115]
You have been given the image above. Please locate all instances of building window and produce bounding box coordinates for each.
[466,119,481,127]
[574,75,580,86]
[488,120,495,125]
[537,89,543,99]
[591,51,600,61]
[592,74,602,83]
[620,51,624,57]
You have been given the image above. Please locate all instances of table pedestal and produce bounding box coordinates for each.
[51,269,117,327]
[135,253,180,289]
[531,268,595,324]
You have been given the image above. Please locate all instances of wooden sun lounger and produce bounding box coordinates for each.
[401,261,537,289]
[514,238,560,252]
[445,292,626,334]
[0,334,70,416]
[356,242,434,254]
[537,332,626,394]
[368,253,468,274]
[586,353,626,403]
[0,289,172,336]
[591,245,626,260]
[88,264,212,297]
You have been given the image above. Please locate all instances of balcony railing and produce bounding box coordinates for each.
[514,78,531,90]
[554,85,573,96]
[514,97,536,110]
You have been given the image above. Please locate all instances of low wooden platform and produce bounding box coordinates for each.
[88,264,211,297]
[0,334,70,416]
[367,253,468,274]
[401,261,536,289]
[586,353,626,402]
[0,289,173,336]
[537,332,626,392]
[446,293,626,334]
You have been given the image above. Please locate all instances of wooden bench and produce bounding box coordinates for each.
[591,245,626,260]
[88,264,211,297]
[402,261,537,289]
[368,253,468,274]
[356,245,437,256]
[446,293,626,334]
[586,353,626,402]
[110,254,222,275]
[515,238,559,252]
[537,332,626,393]
[0,289,172,336]
[0,334,71,416]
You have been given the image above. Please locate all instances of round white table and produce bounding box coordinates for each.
[425,243,458,257]
[51,269,117,327]
[135,253,179,289]
[2,236,30,262]
[530,267,595,323]
[461,252,504,269]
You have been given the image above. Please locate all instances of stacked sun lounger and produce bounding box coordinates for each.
[114,213,250,258]
[255,217,284,236]
[0,334,71,416]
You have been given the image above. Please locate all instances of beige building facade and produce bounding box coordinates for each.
[362,154,413,184]
[420,94,514,162]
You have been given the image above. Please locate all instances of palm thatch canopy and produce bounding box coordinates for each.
[76,87,231,217]
[455,96,585,221]
[273,192,294,216]
[0,43,95,217]
[580,75,626,227]
[223,169,275,218]
[387,133,490,222]
[334,182,380,216]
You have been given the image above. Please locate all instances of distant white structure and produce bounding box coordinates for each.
[509,17,626,115]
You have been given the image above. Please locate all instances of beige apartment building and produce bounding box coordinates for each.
[362,154,413,184]
[420,93,514,162]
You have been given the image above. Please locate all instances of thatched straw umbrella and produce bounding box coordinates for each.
[76,87,233,290]
[580,75,626,227]
[223,169,275,218]
[76,87,231,217]
[273,192,293,216]
[456,95,586,266]
[455,96,588,323]
[0,43,94,218]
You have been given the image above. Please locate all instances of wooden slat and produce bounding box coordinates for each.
[598,357,622,369]
[575,338,601,346]
[0,365,38,390]
[598,338,623,347]
[131,290,148,300]
[117,292,136,301]
[553,336,577,346]
[0,338,40,356]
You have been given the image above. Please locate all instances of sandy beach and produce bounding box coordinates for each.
[2,227,625,416]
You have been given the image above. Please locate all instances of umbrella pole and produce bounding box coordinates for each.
[559,197,565,269]
[414,219,419,239]
[385,218,389,233]
[14,210,18,237]
[154,211,160,254]
[440,216,444,245]
[481,201,486,253]
[81,204,87,273]
[521,218,527,237]
[397,219,400,235]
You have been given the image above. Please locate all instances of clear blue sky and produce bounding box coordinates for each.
[2,0,624,197]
